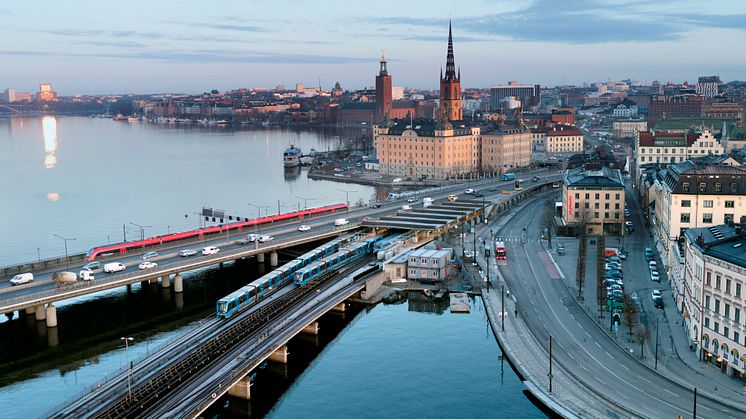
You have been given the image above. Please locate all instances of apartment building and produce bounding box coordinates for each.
[481,125,532,174]
[635,129,724,184]
[562,166,625,235]
[546,125,584,154]
[682,225,746,379]
[612,119,647,139]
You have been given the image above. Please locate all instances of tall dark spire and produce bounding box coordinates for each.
[443,20,457,82]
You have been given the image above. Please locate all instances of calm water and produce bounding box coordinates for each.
[0,117,379,265]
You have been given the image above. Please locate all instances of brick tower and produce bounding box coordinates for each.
[375,52,392,121]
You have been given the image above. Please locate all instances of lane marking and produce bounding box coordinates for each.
[663,389,679,398]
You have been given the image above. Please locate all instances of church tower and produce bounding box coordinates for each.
[439,21,462,121]
[375,52,393,121]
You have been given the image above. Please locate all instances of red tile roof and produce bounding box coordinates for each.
[638,131,698,146]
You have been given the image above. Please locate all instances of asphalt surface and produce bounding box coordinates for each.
[0,168,562,308]
[496,196,744,418]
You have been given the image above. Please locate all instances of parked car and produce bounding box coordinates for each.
[298,225,311,232]
[179,249,197,257]
[650,271,660,282]
[201,246,220,255]
[138,261,157,270]
[652,289,664,308]
[645,249,654,262]
[259,235,274,243]
[82,262,101,271]
[606,256,622,263]
[649,261,658,270]
[362,216,372,222]
[9,273,33,286]
[142,251,158,260]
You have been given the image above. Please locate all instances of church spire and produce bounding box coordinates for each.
[443,20,457,82]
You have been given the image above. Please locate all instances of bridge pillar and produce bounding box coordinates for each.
[149,277,157,284]
[227,375,252,400]
[45,304,58,328]
[35,305,46,321]
[25,306,35,316]
[330,302,346,313]
[173,273,184,293]
[302,321,320,335]
[161,275,171,288]
[269,345,289,364]
[270,252,278,267]
[257,253,265,263]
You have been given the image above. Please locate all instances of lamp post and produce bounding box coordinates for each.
[294,195,315,210]
[53,234,76,269]
[337,188,358,207]
[655,316,659,369]
[128,222,151,241]
[247,203,269,219]
[120,336,134,402]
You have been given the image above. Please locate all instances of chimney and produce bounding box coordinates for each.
[696,234,705,248]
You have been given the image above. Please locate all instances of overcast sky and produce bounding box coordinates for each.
[1,0,745,95]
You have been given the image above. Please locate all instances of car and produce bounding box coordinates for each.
[489,186,499,191]
[362,216,372,222]
[605,264,622,272]
[407,196,417,203]
[464,251,475,258]
[142,251,158,260]
[606,256,622,263]
[517,178,526,183]
[473,191,484,197]
[650,271,660,282]
[201,246,220,255]
[645,252,654,262]
[298,225,311,232]
[532,176,540,182]
[82,262,101,271]
[652,290,664,308]
[371,202,382,208]
[607,285,623,293]
[9,273,33,286]
[179,249,197,257]
[334,218,350,226]
[138,261,157,270]
[608,290,624,299]
[448,194,458,201]
[246,233,260,242]
[259,235,273,243]
[606,271,623,278]
[401,205,412,211]
[237,239,249,245]
[465,188,475,195]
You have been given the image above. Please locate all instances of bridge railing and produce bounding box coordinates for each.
[1,253,87,277]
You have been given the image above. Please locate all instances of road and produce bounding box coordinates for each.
[496,196,744,418]
[1,168,562,311]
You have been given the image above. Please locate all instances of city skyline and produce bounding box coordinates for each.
[1,0,746,94]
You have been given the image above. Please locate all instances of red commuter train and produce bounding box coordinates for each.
[85,203,349,261]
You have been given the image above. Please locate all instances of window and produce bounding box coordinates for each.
[585,193,589,199]
[705,295,710,309]
[574,202,579,208]
[575,193,579,199]
[725,303,731,318]
[724,326,729,339]
[683,182,690,192]
[605,212,610,218]
[705,317,710,328]
[681,200,691,207]
[594,212,599,218]
[725,200,734,208]
[595,203,600,209]
[732,182,738,193]
[725,214,734,224]
[681,213,690,223]
[715,183,722,192]
[715,299,721,314]
[605,193,610,199]
[703,213,713,223]
[585,203,589,209]
[736,307,741,323]
[615,212,620,219]
[714,322,719,333]
[699,182,707,192]
[703,200,713,208]
[595,193,600,199]
[735,331,741,345]
[615,203,620,209]
[726,279,732,294]
[615,193,620,199]
[737,283,742,298]
[706,271,711,285]
[716,275,721,289]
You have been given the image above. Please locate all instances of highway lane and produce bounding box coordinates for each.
[1,169,562,304]
[497,196,744,418]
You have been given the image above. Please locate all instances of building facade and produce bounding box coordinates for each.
[635,129,725,182]
[696,76,721,98]
[481,126,532,173]
[682,225,746,379]
[489,83,540,111]
[562,166,625,235]
[546,125,583,154]
[613,119,647,139]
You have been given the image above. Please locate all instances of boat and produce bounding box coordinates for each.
[283,145,302,167]
[215,119,228,125]
[113,114,127,121]
[300,155,314,166]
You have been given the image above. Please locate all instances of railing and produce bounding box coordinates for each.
[1,253,87,277]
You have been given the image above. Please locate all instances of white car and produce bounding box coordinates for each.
[179,249,197,257]
[259,235,274,243]
[465,188,475,194]
[202,246,220,255]
[9,273,33,286]
[138,261,157,270]
[298,225,311,232]
[246,233,260,242]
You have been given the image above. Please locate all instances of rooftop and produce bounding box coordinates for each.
[563,166,624,189]
[685,225,746,269]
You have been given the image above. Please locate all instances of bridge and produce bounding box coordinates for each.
[1,169,562,329]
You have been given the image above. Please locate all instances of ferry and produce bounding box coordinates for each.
[283,145,302,167]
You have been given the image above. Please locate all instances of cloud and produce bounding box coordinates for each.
[0,48,370,64]
[397,34,489,43]
[197,23,268,33]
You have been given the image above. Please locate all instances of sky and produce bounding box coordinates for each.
[1,0,745,95]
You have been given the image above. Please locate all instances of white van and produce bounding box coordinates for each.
[401,205,412,211]
[9,272,33,286]
[423,197,433,208]
[79,270,95,281]
[334,218,350,226]
[202,246,220,255]
[103,262,126,273]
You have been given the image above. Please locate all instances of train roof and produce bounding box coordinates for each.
[220,283,256,301]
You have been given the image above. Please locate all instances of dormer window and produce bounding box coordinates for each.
[682,182,690,192]
[699,182,706,192]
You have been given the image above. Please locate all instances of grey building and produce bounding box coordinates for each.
[407,248,451,282]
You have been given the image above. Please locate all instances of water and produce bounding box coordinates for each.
[0,117,379,265]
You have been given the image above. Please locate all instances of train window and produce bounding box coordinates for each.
[249,288,256,298]
[239,294,246,303]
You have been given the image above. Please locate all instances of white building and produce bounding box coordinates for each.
[696,76,721,98]
[613,120,647,139]
[682,225,746,379]
[545,125,583,154]
[635,129,724,182]
[612,103,638,117]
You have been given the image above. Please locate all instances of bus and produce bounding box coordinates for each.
[501,173,516,181]
[495,241,507,260]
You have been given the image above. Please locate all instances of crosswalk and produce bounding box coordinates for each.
[493,236,524,242]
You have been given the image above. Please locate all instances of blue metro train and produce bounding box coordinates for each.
[293,237,382,286]
[216,234,359,318]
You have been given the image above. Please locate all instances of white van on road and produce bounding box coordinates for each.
[103,262,126,273]
[9,273,33,286]
[334,218,350,226]
[202,246,220,255]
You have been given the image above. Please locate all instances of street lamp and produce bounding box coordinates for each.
[120,336,134,402]
[129,222,151,241]
[294,195,315,210]
[337,188,358,206]
[53,234,76,269]
[247,202,269,219]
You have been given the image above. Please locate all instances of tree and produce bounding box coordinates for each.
[636,326,651,359]
[623,293,638,335]
[543,196,555,248]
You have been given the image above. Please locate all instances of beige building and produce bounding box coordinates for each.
[562,166,625,235]
[613,119,647,139]
[651,160,746,285]
[530,128,547,152]
[481,126,532,174]
[546,125,584,154]
[637,129,724,171]
[682,225,746,379]
[375,119,481,180]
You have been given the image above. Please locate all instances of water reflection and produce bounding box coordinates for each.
[42,116,58,169]
[283,165,301,181]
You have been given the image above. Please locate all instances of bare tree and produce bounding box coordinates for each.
[623,293,638,336]
[597,234,606,317]
[543,196,555,248]
[636,326,651,359]
[576,211,589,299]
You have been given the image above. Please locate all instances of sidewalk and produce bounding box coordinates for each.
[551,234,746,408]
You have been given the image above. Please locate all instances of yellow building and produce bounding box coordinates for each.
[375,119,480,180]
[562,166,625,235]
[481,126,532,174]
[546,125,584,154]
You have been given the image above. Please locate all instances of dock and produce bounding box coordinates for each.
[449,292,470,313]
